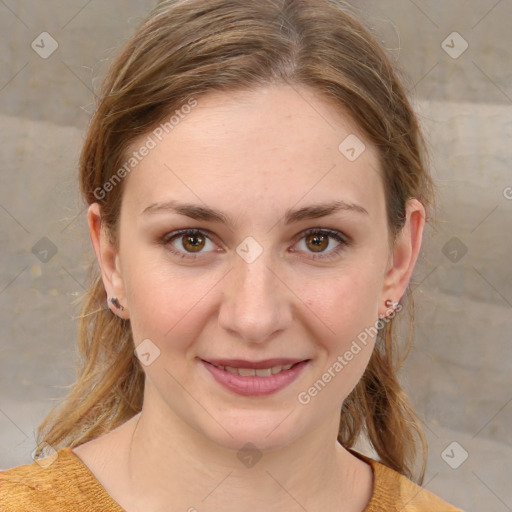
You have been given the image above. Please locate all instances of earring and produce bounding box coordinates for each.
[379,299,399,319]
[108,296,125,311]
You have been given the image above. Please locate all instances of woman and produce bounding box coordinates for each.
[0,1,463,510]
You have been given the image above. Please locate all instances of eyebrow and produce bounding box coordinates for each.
[140,199,368,225]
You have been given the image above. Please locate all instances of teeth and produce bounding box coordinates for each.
[212,362,296,376]
[238,367,256,376]
[255,368,272,377]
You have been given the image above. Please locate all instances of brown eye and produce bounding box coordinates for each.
[293,228,350,261]
[162,229,216,259]
[305,232,329,253]
[181,232,206,252]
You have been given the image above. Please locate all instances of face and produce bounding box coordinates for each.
[89,84,423,452]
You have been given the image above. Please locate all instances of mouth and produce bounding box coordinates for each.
[199,358,312,396]
[201,358,310,377]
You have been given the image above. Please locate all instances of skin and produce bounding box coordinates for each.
[77,84,425,512]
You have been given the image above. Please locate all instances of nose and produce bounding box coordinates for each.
[217,244,293,344]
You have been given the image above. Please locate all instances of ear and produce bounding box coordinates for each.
[379,198,426,316]
[87,203,129,319]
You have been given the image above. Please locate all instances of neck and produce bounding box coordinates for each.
[117,407,363,512]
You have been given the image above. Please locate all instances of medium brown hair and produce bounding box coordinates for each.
[36,0,433,484]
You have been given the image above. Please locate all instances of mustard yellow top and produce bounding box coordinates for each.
[0,447,464,511]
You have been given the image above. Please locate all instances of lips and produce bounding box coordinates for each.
[201,358,309,377]
[200,358,311,396]
[202,358,307,369]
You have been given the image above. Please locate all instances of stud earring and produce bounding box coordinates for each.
[379,299,400,319]
[108,296,125,311]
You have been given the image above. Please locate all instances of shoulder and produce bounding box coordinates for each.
[347,448,465,512]
[0,447,123,512]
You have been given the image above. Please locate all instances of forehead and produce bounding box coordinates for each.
[121,84,384,221]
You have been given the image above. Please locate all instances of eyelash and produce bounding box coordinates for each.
[160,228,351,261]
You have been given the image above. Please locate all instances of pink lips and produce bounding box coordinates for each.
[200,359,310,396]
[204,357,305,369]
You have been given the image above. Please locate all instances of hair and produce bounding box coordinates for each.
[35,0,434,485]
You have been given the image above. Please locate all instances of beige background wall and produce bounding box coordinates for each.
[1,2,511,511]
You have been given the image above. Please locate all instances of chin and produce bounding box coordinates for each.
[196,413,302,453]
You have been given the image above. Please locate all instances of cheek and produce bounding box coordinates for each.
[299,265,381,382]
[293,273,379,411]
[122,250,223,347]
[300,263,382,336]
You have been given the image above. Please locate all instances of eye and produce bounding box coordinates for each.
[161,229,218,260]
[161,227,351,261]
[292,228,350,260]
